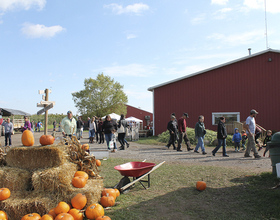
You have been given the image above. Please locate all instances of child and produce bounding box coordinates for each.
[262,130,272,156]
[241,130,247,150]
[232,128,242,152]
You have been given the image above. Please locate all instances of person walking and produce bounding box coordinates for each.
[89,117,96,143]
[102,115,118,152]
[177,113,193,152]
[76,116,84,140]
[117,114,129,150]
[53,120,57,131]
[61,110,76,138]
[95,117,99,143]
[244,109,261,158]
[1,118,13,147]
[165,115,178,150]
[98,119,104,144]
[194,115,207,155]
[212,117,229,157]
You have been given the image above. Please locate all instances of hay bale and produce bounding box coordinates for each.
[32,162,77,193]
[0,191,55,220]
[6,144,68,170]
[0,166,31,191]
[65,178,104,206]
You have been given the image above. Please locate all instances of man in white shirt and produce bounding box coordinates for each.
[244,109,261,158]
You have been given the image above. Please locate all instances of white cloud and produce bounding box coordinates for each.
[127,34,137,39]
[211,0,228,5]
[163,65,207,77]
[191,13,206,25]
[213,7,232,19]
[21,22,66,38]
[93,63,156,77]
[0,0,46,11]
[244,0,280,13]
[104,3,149,15]
[207,30,264,45]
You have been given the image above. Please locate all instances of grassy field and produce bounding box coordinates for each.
[99,158,280,220]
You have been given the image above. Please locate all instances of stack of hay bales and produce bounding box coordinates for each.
[0,144,103,220]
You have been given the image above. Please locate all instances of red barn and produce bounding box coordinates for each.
[125,104,153,129]
[148,49,280,135]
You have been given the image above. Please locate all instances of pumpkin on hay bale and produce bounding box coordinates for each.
[40,135,55,146]
[21,130,34,146]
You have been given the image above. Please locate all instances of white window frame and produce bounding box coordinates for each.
[212,112,240,125]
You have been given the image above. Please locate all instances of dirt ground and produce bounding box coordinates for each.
[0,131,272,174]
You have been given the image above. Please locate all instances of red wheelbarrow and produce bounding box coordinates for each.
[114,161,165,193]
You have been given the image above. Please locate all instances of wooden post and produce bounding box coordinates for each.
[44,89,49,135]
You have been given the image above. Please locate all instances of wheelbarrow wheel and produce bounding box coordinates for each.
[114,176,131,193]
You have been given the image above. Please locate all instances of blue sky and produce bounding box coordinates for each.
[1,0,279,116]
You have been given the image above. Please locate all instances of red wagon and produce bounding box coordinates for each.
[114,161,165,192]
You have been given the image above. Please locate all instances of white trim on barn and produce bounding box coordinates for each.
[212,112,240,125]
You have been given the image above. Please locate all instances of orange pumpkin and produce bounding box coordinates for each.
[74,171,89,180]
[21,213,41,220]
[101,188,117,200]
[96,216,111,220]
[85,204,104,220]
[21,130,34,146]
[41,214,54,220]
[68,208,83,220]
[40,135,55,146]
[114,188,120,197]
[71,193,87,210]
[196,181,207,191]
[0,188,10,201]
[81,144,89,151]
[55,213,74,220]
[0,210,8,220]
[48,208,57,218]
[54,202,71,215]
[96,159,101,167]
[72,176,87,188]
[100,193,115,208]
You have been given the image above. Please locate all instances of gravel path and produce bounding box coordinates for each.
[0,131,272,174]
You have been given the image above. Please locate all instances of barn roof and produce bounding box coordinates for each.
[0,108,31,116]
[148,48,280,91]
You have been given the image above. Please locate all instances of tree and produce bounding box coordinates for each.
[72,73,128,117]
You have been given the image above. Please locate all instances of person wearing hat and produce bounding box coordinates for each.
[177,113,193,152]
[165,115,178,150]
[244,109,261,158]
[61,110,77,138]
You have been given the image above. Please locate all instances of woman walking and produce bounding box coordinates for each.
[117,114,129,150]
[89,117,96,143]
[102,115,118,152]
[212,117,229,157]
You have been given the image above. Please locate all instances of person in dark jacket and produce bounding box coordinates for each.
[212,117,229,157]
[98,119,104,144]
[194,115,207,154]
[102,115,118,152]
[177,113,193,152]
[165,115,178,150]
[117,114,129,150]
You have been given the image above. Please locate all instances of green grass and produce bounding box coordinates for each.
[99,158,280,220]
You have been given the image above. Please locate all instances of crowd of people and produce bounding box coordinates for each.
[165,109,271,159]
[1,109,273,158]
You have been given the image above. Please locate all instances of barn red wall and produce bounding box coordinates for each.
[126,105,153,128]
[153,51,280,135]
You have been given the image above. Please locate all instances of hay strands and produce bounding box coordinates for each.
[64,135,101,178]
[0,148,7,166]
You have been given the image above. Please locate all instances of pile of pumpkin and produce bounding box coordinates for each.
[0,184,119,220]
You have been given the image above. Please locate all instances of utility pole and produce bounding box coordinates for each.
[44,89,49,135]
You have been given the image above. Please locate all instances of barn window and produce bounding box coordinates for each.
[212,112,240,125]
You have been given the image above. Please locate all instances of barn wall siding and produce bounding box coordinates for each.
[153,51,280,135]
[126,105,153,128]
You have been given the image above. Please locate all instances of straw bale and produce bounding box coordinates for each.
[32,162,77,193]
[6,144,68,170]
[0,166,31,191]
[0,191,56,220]
[64,178,104,206]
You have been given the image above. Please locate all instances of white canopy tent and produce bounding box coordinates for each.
[101,113,121,120]
[125,116,143,123]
